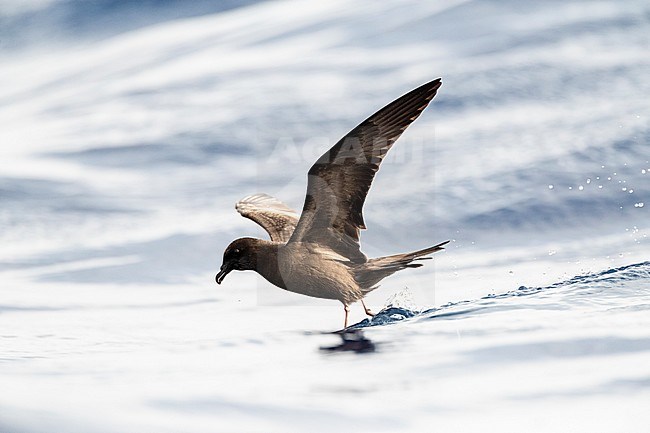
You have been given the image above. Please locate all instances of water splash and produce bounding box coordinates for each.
[349,261,650,329]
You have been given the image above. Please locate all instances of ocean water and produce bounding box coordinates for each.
[0,0,648,432]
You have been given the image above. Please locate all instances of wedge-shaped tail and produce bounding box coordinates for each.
[353,240,449,291]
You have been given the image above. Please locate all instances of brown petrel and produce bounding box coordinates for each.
[216,78,448,328]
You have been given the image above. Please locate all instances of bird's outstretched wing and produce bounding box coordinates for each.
[288,78,442,262]
[235,194,299,243]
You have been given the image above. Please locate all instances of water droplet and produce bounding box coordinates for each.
[578,185,584,191]
[642,169,647,174]
[598,185,603,189]
[622,187,627,191]
[607,177,612,180]
[568,186,573,190]
[548,184,554,189]
[586,178,591,184]
[628,189,634,193]
[548,250,557,256]
[634,202,644,208]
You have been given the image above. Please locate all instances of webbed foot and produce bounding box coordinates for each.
[361,299,375,317]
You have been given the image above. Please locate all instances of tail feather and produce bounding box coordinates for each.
[354,240,449,291]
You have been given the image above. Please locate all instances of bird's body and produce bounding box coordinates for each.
[216,78,448,328]
[280,242,362,303]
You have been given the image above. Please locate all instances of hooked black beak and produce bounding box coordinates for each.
[215,264,232,285]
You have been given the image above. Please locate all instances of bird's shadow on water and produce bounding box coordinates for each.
[319,329,376,354]
[316,307,417,354]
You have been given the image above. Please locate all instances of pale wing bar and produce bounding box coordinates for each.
[235,193,299,243]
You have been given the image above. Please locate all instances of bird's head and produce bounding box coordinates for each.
[215,238,258,284]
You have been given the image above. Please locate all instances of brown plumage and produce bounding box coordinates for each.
[216,78,449,328]
[235,194,298,243]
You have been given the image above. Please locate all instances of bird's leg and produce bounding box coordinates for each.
[361,299,375,317]
[343,304,350,329]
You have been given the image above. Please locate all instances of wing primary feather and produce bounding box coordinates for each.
[235,193,299,243]
[289,79,442,261]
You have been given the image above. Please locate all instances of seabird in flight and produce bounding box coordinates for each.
[216,78,448,328]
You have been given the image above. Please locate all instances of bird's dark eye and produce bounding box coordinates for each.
[234,248,240,254]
